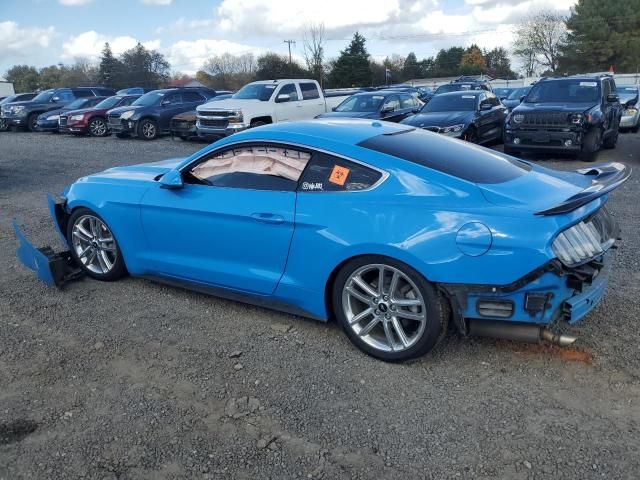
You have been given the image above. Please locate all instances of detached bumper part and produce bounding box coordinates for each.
[13,220,83,287]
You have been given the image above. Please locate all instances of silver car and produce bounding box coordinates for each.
[617,85,639,132]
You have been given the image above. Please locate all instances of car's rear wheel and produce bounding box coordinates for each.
[89,117,108,137]
[67,208,126,281]
[0,118,8,131]
[138,119,158,140]
[333,256,447,362]
[27,113,39,132]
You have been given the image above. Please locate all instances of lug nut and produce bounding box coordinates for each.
[383,296,389,301]
[374,310,379,315]
[390,305,396,311]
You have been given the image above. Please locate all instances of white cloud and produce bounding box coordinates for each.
[61,31,161,60]
[141,0,173,5]
[58,0,92,5]
[166,39,264,73]
[156,17,214,35]
[0,21,57,66]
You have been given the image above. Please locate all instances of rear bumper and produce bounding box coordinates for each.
[442,252,613,328]
[504,128,583,151]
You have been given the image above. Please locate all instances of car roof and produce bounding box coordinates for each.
[435,90,483,97]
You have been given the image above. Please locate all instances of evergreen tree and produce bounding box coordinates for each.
[560,0,640,73]
[328,32,372,87]
[484,47,517,79]
[402,52,423,81]
[98,43,123,88]
[255,53,306,80]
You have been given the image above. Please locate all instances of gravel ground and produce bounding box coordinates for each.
[1,130,639,480]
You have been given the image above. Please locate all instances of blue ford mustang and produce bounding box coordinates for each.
[14,119,630,361]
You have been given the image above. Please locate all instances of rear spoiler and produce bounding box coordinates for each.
[535,162,631,216]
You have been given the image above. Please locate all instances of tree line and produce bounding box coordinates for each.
[5,0,639,93]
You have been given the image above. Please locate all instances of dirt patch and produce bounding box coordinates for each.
[497,340,593,364]
[0,420,38,445]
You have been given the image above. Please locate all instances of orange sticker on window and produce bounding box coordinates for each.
[329,165,350,186]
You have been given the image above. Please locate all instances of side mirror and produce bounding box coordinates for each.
[159,170,184,189]
[606,94,619,103]
[52,96,61,102]
[275,94,291,103]
[480,103,492,111]
[381,105,395,114]
[500,96,507,101]
[331,106,337,111]
[519,95,526,103]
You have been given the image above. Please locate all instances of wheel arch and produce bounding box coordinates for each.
[249,116,273,126]
[323,251,436,323]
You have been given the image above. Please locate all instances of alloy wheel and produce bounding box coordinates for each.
[71,215,118,274]
[89,118,107,136]
[142,121,156,139]
[342,264,427,353]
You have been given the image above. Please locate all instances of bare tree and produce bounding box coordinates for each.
[513,11,567,73]
[202,53,256,90]
[303,23,325,87]
[513,46,538,77]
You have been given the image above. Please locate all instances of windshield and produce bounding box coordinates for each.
[494,88,512,97]
[507,87,530,100]
[31,90,55,103]
[435,84,481,94]
[616,86,638,97]
[525,80,600,103]
[423,94,478,112]
[132,91,164,106]
[65,99,88,110]
[0,95,16,105]
[336,95,384,112]
[95,96,123,109]
[233,83,277,101]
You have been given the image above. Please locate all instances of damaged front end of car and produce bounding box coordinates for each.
[13,194,82,287]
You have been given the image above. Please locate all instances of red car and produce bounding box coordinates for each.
[59,94,140,137]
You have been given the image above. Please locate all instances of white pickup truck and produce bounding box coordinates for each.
[196,79,353,137]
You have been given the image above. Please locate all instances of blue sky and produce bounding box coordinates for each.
[1,0,577,77]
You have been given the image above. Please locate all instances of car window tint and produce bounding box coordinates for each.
[56,90,76,101]
[300,82,320,100]
[298,152,383,192]
[279,83,299,101]
[400,95,414,109]
[188,145,311,191]
[183,91,205,102]
[72,89,93,98]
[358,129,531,184]
[382,96,400,111]
[120,97,135,106]
[165,93,182,105]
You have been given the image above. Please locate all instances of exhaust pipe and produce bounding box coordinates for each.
[469,320,577,346]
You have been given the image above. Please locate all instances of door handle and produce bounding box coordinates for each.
[251,213,285,224]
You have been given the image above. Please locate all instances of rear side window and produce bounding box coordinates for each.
[358,129,530,184]
[183,91,205,102]
[298,153,383,192]
[300,82,320,100]
[72,89,93,98]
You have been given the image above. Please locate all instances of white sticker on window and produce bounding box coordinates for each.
[265,85,276,89]
[624,87,636,91]
[462,95,475,99]
[579,82,597,87]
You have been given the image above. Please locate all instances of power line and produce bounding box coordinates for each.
[283,40,296,64]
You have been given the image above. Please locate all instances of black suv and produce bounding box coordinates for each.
[0,92,37,131]
[1,87,115,131]
[107,87,217,140]
[504,75,621,161]
[424,76,492,104]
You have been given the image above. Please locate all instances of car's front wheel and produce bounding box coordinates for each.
[579,127,602,162]
[0,118,9,131]
[89,117,108,137]
[67,208,127,281]
[333,256,447,362]
[27,113,39,132]
[138,119,159,140]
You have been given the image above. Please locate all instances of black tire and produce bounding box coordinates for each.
[115,132,129,139]
[88,117,108,137]
[66,208,127,281]
[27,113,39,132]
[0,118,8,132]
[463,127,478,143]
[503,145,519,157]
[138,118,159,140]
[632,123,639,134]
[579,127,602,162]
[179,135,189,141]
[332,255,448,362]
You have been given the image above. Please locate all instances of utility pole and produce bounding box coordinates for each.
[283,40,296,64]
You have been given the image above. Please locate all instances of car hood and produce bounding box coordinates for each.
[197,98,265,111]
[516,102,597,114]
[62,107,102,116]
[83,158,185,183]
[403,110,474,127]
[477,160,593,212]
[108,105,145,115]
[173,110,197,121]
[38,107,68,118]
[618,93,638,105]
[5,100,53,109]
[502,99,521,109]
[316,111,379,119]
